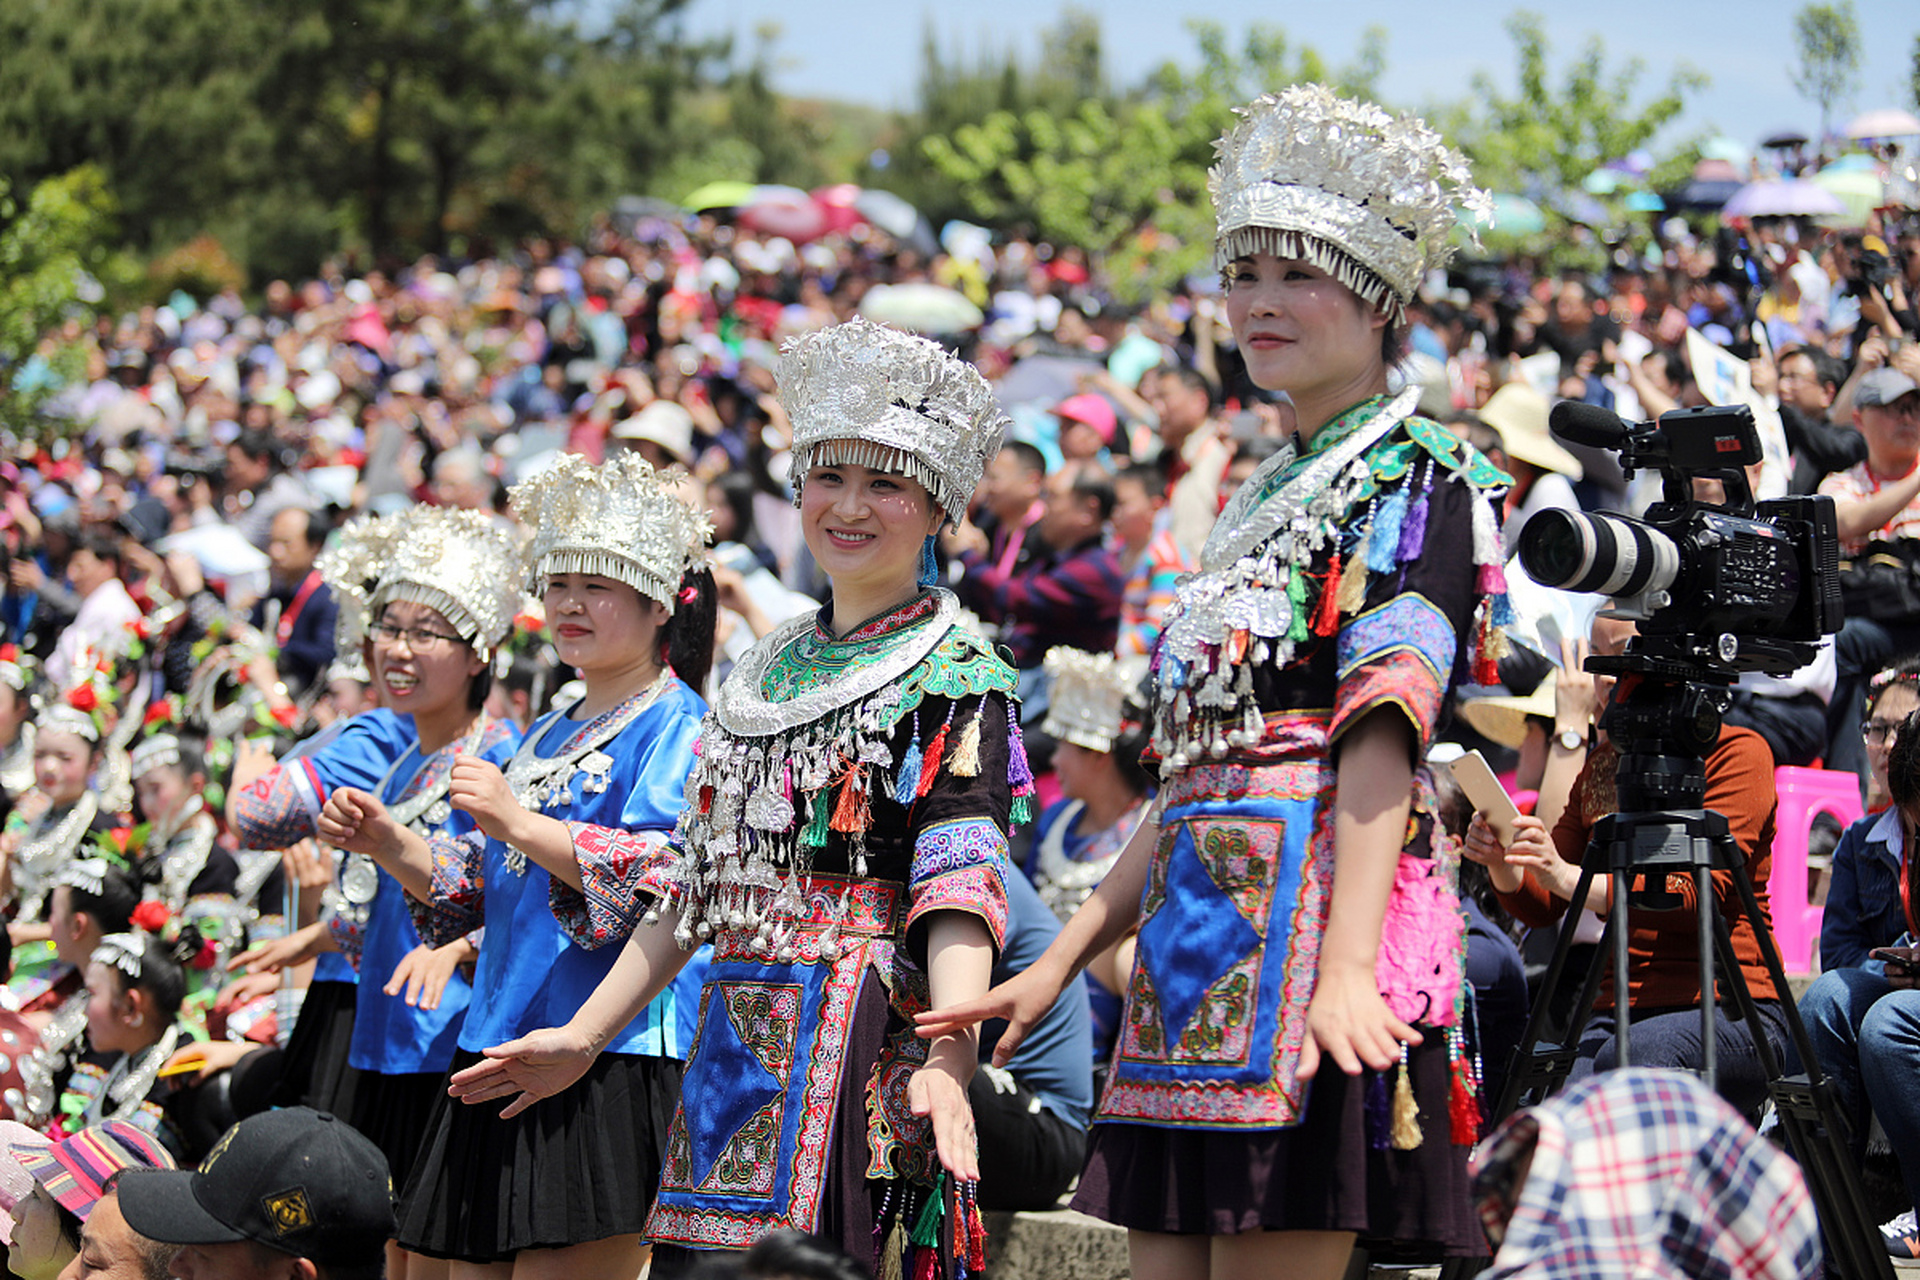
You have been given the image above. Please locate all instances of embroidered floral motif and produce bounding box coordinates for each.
[1331,653,1448,748]
[698,1096,785,1196]
[1336,593,1456,683]
[409,830,486,947]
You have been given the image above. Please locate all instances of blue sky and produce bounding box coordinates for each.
[679,0,1917,150]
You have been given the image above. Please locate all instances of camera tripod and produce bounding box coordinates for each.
[1491,803,1891,1280]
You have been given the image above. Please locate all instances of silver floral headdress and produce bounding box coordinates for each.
[779,317,1009,526]
[0,646,29,693]
[1041,647,1141,753]
[510,453,710,612]
[320,507,527,667]
[93,932,147,981]
[1209,85,1491,320]
[129,733,183,780]
[36,703,101,745]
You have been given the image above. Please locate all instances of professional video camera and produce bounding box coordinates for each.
[1517,401,1843,681]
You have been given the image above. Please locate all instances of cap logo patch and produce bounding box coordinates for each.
[263,1188,315,1236]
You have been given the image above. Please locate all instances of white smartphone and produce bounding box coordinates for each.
[1444,749,1522,846]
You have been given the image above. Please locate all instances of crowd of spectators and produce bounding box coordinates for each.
[2,191,1919,1272]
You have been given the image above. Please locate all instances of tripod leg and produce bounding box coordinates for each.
[1493,859,1608,1121]
[1699,863,1717,1087]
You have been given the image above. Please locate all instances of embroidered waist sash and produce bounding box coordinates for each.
[648,873,910,1248]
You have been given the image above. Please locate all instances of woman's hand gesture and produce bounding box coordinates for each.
[384,941,468,1010]
[908,1058,980,1182]
[316,788,405,861]
[448,755,523,842]
[1299,958,1421,1081]
[448,1025,598,1118]
[915,963,1066,1069]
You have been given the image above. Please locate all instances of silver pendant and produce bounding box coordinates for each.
[342,856,380,905]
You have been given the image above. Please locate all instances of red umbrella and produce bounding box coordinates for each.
[737,186,831,243]
[809,185,865,237]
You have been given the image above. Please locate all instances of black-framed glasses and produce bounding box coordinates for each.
[369,622,464,652]
[1863,718,1902,744]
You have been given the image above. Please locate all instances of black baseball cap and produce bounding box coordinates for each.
[116,1107,394,1268]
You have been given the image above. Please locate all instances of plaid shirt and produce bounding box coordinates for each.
[1471,1069,1819,1280]
[957,535,1125,669]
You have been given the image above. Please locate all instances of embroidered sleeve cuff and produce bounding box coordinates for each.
[325,911,364,969]
[1331,594,1455,747]
[548,822,671,949]
[407,830,486,947]
[230,761,322,851]
[906,817,1009,953]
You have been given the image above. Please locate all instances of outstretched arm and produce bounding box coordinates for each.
[917,805,1154,1065]
[909,912,994,1181]
[448,907,692,1116]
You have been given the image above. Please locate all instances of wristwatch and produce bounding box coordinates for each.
[1556,727,1586,751]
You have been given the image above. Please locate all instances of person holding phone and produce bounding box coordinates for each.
[1800,707,1920,1263]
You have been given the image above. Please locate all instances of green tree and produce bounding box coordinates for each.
[1439,12,1705,201]
[0,166,130,428]
[1790,2,1862,142]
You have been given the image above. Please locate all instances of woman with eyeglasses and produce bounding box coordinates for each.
[1815,661,1920,973]
[318,455,715,1280]
[223,506,524,1280]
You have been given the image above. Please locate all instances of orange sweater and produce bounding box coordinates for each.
[1495,726,1779,1010]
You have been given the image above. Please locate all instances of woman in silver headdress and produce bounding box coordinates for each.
[1,697,117,924]
[439,319,1029,1279]
[219,506,525,1280]
[319,455,716,1278]
[922,88,1510,1275]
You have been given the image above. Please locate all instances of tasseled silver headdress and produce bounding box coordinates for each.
[779,317,1009,526]
[92,932,147,981]
[510,453,710,612]
[320,507,527,669]
[1209,86,1491,321]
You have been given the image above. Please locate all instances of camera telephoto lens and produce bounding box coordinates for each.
[1518,509,1680,600]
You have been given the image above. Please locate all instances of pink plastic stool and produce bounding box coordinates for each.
[1770,766,1863,973]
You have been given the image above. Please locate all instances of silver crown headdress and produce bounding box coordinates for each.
[1209,85,1491,320]
[510,453,710,612]
[130,733,183,780]
[778,317,1010,526]
[93,932,147,981]
[1041,647,1142,753]
[320,507,527,666]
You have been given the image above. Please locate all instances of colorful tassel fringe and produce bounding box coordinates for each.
[1369,488,1406,572]
[896,717,923,807]
[1312,555,1343,637]
[949,705,982,777]
[1391,1050,1422,1150]
[915,707,955,799]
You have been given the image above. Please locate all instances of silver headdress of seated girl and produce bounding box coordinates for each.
[129,733,183,780]
[779,317,1010,527]
[510,452,711,612]
[36,703,101,745]
[1041,648,1143,753]
[1209,85,1491,321]
[93,932,147,981]
[320,507,527,671]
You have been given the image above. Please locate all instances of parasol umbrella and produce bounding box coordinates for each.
[1701,136,1751,167]
[1846,108,1920,140]
[157,525,269,579]
[737,185,831,243]
[993,353,1102,408]
[854,189,938,254]
[1810,166,1883,222]
[682,180,757,211]
[1762,129,1810,150]
[614,195,684,223]
[1583,167,1627,194]
[856,283,984,335]
[808,184,865,237]
[1719,178,1846,219]
[1624,191,1667,213]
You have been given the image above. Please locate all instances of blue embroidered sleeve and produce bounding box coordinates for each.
[906,817,1009,954]
[407,830,487,947]
[549,823,673,949]
[231,712,415,851]
[230,760,324,851]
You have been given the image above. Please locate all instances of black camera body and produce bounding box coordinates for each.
[1518,402,1843,679]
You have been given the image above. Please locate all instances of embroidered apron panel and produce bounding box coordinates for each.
[1101,759,1332,1129]
[648,876,898,1249]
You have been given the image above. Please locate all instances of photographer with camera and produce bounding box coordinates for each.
[1466,613,1790,1119]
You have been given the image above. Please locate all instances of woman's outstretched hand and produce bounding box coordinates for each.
[915,963,1063,1069]
[448,1025,598,1118]
[1298,958,1421,1081]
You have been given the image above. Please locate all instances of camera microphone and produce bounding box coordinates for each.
[1549,401,1631,450]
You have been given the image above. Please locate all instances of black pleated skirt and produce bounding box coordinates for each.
[273,978,361,1119]
[1071,1030,1484,1260]
[346,1069,448,1197]
[396,1049,682,1262]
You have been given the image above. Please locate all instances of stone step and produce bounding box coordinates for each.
[980,1209,1445,1278]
